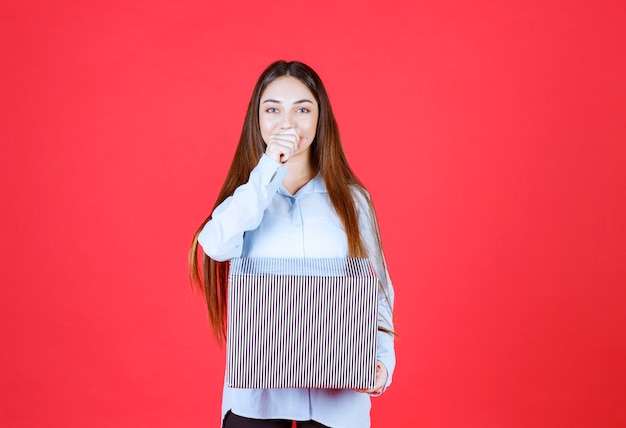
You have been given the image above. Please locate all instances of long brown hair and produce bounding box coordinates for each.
[189,60,393,344]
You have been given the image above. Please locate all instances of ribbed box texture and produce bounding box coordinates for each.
[226,258,378,389]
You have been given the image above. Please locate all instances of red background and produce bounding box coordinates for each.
[2,0,625,427]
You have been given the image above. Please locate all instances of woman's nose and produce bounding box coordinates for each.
[280,112,295,129]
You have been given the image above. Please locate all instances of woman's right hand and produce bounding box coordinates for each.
[264,129,306,164]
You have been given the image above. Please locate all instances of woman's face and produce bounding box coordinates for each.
[259,76,319,157]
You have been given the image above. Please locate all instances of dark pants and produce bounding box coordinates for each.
[223,411,330,428]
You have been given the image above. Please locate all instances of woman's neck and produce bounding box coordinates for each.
[282,153,316,195]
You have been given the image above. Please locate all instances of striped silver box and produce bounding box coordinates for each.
[226,258,378,390]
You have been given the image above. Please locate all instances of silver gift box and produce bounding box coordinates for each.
[226,257,379,389]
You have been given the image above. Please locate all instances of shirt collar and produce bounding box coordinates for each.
[278,173,326,197]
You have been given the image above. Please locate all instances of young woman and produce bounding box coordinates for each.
[189,60,395,428]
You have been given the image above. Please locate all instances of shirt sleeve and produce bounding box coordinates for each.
[354,189,396,395]
[198,155,288,261]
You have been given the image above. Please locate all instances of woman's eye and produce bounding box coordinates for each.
[266,107,278,113]
[297,107,310,113]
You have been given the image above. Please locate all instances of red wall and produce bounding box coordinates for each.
[2,1,625,426]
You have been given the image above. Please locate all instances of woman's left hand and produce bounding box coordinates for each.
[354,360,388,395]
